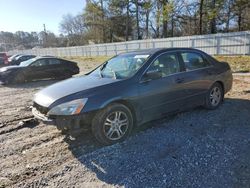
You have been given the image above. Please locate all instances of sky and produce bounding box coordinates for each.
[0,0,85,35]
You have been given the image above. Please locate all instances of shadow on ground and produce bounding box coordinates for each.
[2,79,60,89]
[63,98,250,187]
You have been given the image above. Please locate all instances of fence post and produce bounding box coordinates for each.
[216,34,221,55]
[115,44,117,55]
[81,47,84,56]
[152,40,155,48]
[97,45,99,56]
[248,32,250,55]
[105,45,107,56]
[244,31,247,55]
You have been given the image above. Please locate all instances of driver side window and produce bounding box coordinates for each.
[147,53,180,77]
[31,59,49,67]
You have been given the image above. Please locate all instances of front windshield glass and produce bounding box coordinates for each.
[19,58,36,66]
[92,54,150,79]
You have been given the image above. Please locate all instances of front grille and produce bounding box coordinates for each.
[33,102,49,115]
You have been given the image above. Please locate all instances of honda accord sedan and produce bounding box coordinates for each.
[32,48,232,145]
[0,57,79,84]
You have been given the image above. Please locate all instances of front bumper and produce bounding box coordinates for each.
[32,107,54,123]
[0,74,8,84]
[32,106,96,130]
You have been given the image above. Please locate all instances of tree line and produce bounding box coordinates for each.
[59,0,250,46]
[1,0,249,51]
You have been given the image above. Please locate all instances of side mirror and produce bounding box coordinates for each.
[142,69,162,81]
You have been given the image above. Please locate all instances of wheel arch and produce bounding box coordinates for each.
[105,99,138,126]
[214,80,225,96]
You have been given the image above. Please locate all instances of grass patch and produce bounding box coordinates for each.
[64,55,250,73]
[214,56,250,73]
[63,56,110,64]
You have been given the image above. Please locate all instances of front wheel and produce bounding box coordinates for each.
[92,103,134,145]
[205,82,224,110]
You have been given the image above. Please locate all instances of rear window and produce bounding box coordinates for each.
[49,59,61,65]
[181,52,210,71]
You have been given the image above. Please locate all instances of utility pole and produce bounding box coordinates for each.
[43,24,47,47]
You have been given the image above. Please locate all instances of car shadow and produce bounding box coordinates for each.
[62,98,250,186]
[2,79,61,89]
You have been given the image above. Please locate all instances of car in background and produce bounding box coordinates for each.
[0,52,8,66]
[0,57,79,84]
[8,54,23,63]
[9,54,36,65]
[31,48,233,145]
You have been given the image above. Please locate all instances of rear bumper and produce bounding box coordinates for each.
[224,71,233,94]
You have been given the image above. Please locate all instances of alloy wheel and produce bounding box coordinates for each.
[210,86,222,106]
[103,111,129,140]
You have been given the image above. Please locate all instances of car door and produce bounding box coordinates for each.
[137,52,187,122]
[47,58,65,78]
[28,59,50,80]
[178,51,215,107]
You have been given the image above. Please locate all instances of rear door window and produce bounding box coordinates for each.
[31,59,49,67]
[181,52,210,71]
[48,59,61,65]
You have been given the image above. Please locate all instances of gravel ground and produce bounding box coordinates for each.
[0,68,249,187]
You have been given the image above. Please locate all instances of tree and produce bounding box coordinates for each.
[60,13,86,45]
[199,0,204,34]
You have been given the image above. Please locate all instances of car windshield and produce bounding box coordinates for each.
[92,54,150,79]
[19,58,37,66]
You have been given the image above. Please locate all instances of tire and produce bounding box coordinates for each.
[205,82,224,110]
[92,103,134,145]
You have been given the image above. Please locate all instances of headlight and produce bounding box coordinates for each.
[48,98,88,115]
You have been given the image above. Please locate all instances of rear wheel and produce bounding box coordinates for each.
[92,103,134,145]
[205,82,223,109]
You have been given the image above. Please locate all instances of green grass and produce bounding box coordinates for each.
[64,55,250,73]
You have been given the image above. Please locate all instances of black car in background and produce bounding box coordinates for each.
[9,54,36,65]
[0,57,79,84]
[32,48,233,145]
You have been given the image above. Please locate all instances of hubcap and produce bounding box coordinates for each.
[103,111,129,140]
[210,87,221,106]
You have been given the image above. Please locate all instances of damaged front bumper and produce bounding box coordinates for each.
[32,107,95,131]
[32,107,54,123]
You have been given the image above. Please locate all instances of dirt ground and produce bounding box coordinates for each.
[0,63,250,187]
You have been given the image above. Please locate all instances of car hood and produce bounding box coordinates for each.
[0,65,24,72]
[34,75,120,107]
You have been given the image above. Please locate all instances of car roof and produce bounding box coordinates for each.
[35,56,57,60]
[120,48,205,56]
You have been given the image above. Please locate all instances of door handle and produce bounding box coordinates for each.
[175,78,184,83]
